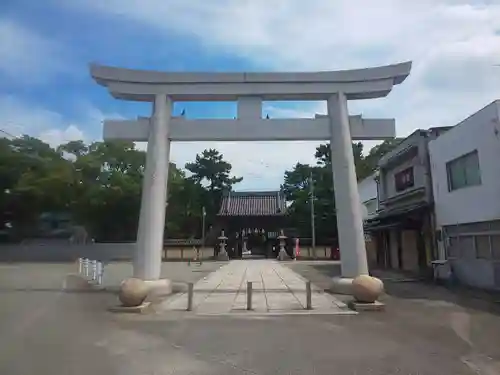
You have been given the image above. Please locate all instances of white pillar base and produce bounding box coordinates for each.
[143,278,173,299]
[330,277,355,295]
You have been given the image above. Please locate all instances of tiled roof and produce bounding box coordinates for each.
[218,191,287,216]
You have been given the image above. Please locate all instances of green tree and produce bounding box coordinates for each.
[64,140,146,241]
[283,139,400,241]
[0,136,73,238]
[185,148,242,224]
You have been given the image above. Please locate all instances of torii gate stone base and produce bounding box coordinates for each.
[90,61,412,295]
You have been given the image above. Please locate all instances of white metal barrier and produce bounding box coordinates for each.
[77,258,104,285]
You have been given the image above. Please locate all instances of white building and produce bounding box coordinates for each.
[429,100,500,290]
[358,173,378,220]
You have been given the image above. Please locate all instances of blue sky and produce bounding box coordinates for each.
[1,0,500,189]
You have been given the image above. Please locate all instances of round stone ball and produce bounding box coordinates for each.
[118,278,149,307]
[352,275,384,303]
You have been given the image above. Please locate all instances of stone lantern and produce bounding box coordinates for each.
[277,229,288,261]
[218,230,229,260]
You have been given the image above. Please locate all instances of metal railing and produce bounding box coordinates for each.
[77,257,104,285]
[185,280,314,312]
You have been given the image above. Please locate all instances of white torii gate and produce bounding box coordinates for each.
[90,61,412,293]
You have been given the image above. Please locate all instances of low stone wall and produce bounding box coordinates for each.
[0,242,136,262]
[162,247,214,261]
[296,247,333,259]
[0,242,217,263]
[0,242,339,263]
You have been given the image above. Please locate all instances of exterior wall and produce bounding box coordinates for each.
[429,101,500,290]
[358,174,378,220]
[429,100,500,227]
[372,128,452,274]
[389,229,398,268]
[358,174,377,204]
[364,200,377,217]
[442,220,500,290]
[401,230,419,272]
[365,238,378,268]
[381,153,425,202]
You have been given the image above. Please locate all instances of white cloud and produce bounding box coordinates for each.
[39,125,85,147]
[169,141,319,190]
[0,95,111,148]
[0,18,69,84]
[56,1,500,188]
[67,0,500,131]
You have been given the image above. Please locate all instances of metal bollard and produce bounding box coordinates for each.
[306,281,312,310]
[247,281,253,310]
[78,258,83,274]
[187,282,194,311]
[91,260,98,281]
[83,258,89,278]
[96,262,103,285]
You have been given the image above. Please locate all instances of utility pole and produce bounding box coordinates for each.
[201,206,206,249]
[309,171,316,250]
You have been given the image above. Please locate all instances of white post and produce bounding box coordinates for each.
[83,258,89,278]
[97,262,103,285]
[135,94,171,280]
[328,93,369,284]
[92,259,98,280]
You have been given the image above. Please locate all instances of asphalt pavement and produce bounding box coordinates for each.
[1,261,499,374]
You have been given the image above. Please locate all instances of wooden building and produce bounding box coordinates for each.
[216,191,288,258]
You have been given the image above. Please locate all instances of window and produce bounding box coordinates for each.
[446,150,481,191]
[394,167,414,192]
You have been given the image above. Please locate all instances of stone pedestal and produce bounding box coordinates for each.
[110,278,173,314]
[352,275,384,303]
[119,278,149,307]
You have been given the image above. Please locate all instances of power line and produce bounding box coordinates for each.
[309,171,316,248]
[0,129,17,140]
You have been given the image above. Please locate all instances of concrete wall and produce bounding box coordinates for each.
[0,242,216,262]
[358,174,378,220]
[429,101,500,290]
[381,154,425,200]
[358,174,377,204]
[294,247,333,259]
[0,242,338,262]
[429,100,500,227]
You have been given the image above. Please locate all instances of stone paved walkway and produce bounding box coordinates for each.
[159,259,354,315]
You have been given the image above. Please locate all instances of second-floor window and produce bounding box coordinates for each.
[446,150,481,191]
[394,167,414,192]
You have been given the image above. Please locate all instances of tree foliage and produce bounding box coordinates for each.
[282,139,400,242]
[185,148,243,225]
[0,133,398,244]
[0,137,241,242]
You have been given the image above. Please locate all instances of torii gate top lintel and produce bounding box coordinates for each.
[89,60,412,283]
[90,61,412,102]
